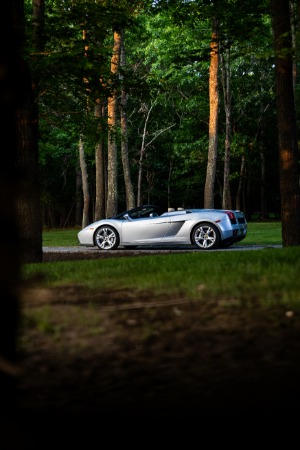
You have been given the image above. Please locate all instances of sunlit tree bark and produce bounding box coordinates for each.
[106,30,121,217]
[204,18,219,208]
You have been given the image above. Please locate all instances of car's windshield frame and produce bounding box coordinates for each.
[113,205,162,220]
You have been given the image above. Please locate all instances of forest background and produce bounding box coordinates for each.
[36,0,279,229]
[2,0,297,265]
[34,0,288,226]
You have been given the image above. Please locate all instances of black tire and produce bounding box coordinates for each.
[94,226,120,250]
[192,222,220,250]
[219,241,232,248]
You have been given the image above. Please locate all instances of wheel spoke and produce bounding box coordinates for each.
[97,227,116,250]
[195,226,216,249]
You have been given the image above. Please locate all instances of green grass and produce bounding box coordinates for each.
[42,227,81,247]
[244,221,282,245]
[23,221,300,310]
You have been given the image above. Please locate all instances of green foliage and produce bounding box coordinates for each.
[25,0,284,224]
[122,4,278,210]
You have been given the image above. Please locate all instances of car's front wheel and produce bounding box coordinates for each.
[192,222,220,250]
[94,226,120,250]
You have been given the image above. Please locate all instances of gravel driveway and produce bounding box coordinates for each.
[42,244,282,262]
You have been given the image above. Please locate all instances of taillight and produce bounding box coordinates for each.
[225,211,237,224]
[225,211,235,220]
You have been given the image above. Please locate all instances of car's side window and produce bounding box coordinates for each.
[140,209,150,218]
[131,208,152,219]
[130,211,140,219]
[126,206,161,220]
[142,208,160,218]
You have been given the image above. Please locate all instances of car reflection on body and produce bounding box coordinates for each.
[77,204,247,251]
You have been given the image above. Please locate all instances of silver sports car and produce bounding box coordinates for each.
[77,205,247,251]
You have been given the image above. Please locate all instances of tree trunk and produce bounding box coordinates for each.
[75,165,83,226]
[106,30,121,218]
[137,100,174,206]
[120,29,135,210]
[271,0,300,246]
[204,18,219,209]
[260,146,267,220]
[167,158,174,209]
[14,0,43,263]
[236,154,246,212]
[0,1,22,438]
[94,100,106,221]
[220,44,232,210]
[289,0,298,94]
[32,0,45,54]
[79,136,90,228]
[137,102,153,206]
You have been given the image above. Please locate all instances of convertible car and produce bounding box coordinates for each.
[77,205,247,251]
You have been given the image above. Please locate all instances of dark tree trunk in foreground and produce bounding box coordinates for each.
[0,0,22,443]
[15,0,42,262]
[15,83,43,263]
[271,0,300,246]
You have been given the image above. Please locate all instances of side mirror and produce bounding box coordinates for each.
[124,213,132,221]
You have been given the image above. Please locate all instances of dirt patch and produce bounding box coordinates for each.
[9,252,300,447]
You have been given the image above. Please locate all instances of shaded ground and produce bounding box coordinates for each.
[8,250,300,447]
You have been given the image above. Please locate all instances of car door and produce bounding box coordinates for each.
[121,215,171,244]
[161,212,188,241]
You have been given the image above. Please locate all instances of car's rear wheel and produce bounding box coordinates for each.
[94,226,120,250]
[192,222,220,250]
